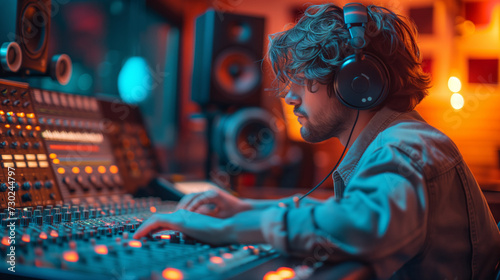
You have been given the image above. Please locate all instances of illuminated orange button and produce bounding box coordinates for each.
[1,237,10,246]
[150,206,157,213]
[5,124,10,128]
[39,232,48,239]
[16,125,21,129]
[49,153,57,159]
[22,234,30,243]
[26,125,32,130]
[63,251,79,262]
[98,166,106,174]
[72,167,80,174]
[57,167,65,174]
[27,113,35,118]
[277,267,295,279]
[162,268,183,280]
[17,112,25,118]
[0,110,4,115]
[50,230,59,238]
[209,256,224,264]
[129,240,142,248]
[263,272,281,280]
[160,235,171,240]
[94,245,108,255]
[85,166,93,174]
[53,159,60,164]
[35,126,41,131]
[110,165,118,174]
[222,253,233,259]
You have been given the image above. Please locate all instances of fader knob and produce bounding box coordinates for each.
[82,210,89,220]
[54,213,62,224]
[73,211,81,221]
[35,215,43,226]
[20,217,30,227]
[63,212,72,222]
[44,215,53,225]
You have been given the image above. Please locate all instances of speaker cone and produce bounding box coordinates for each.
[20,2,48,58]
[214,48,261,97]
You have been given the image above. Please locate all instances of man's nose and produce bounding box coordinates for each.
[285,90,301,106]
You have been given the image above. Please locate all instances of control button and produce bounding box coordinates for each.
[25,154,36,160]
[10,141,18,149]
[27,161,38,168]
[34,181,43,189]
[7,129,14,137]
[0,183,7,192]
[22,182,31,190]
[37,154,47,160]
[29,131,37,138]
[17,117,25,124]
[22,142,30,149]
[13,154,24,160]
[18,130,26,137]
[38,161,49,168]
[15,162,27,168]
[2,162,14,168]
[6,116,15,123]
[33,142,40,149]
[27,118,35,125]
[1,155,12,160]
[0,141,8,148]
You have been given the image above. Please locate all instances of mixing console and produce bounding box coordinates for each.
[0,196,279,280]
[30,88,125,204]
[0,79,63,209]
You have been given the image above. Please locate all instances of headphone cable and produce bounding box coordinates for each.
[299,109,360,201]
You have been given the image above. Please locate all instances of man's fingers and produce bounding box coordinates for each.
[133,214,176,239]
[176,193,203,210]
[196,204,218,216]
[184,192,215,212]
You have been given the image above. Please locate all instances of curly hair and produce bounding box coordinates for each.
[267,4,431,112]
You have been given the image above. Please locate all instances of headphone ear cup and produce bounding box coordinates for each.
[334,53,390,110]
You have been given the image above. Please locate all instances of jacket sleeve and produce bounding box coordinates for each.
[260,146,427,268]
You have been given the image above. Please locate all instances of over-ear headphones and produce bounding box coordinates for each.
[334,3,390,110]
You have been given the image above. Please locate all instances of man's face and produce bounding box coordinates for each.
[284,82,353,143]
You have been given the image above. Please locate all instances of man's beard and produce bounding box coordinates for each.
[299,105,353,143]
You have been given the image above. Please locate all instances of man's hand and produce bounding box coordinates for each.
[175,188,252,218]
[133,209,234,246]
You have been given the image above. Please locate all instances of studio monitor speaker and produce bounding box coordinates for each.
[0,0,51,74]
[192,10,265,108]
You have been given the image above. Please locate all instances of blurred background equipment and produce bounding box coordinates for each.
[0,0,73,85]
[191,10,288,189]
[191,9,263,108]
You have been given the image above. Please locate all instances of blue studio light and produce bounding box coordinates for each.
[118,56,152,104]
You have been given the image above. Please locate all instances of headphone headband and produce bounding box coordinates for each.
[343,3,368,49]
[334,3,390,110]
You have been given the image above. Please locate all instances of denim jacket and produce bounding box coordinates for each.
[260,107,500,279]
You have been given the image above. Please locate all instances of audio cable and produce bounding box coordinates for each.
[299,109,360,201]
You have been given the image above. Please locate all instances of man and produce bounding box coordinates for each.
[134,3,500,279]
